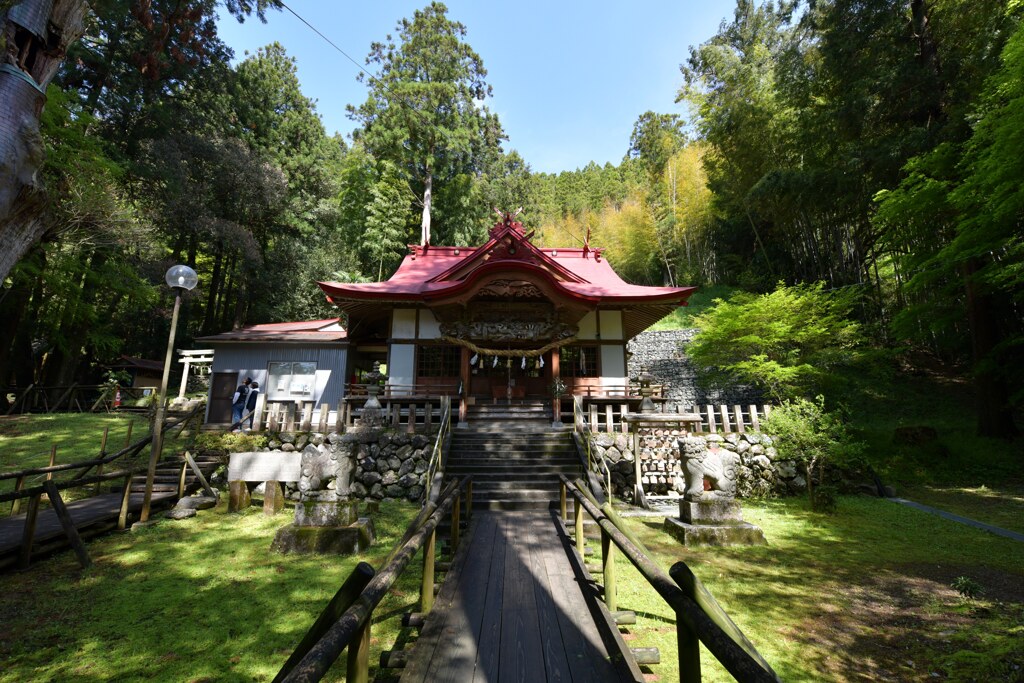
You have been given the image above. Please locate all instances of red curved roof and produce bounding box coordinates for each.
[319,220,695,308]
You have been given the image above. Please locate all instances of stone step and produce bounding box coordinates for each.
[446,460,578,471]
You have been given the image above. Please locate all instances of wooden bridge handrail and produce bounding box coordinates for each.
[0,468,136,504]
[560,476,781,683]
[0,405,201,486]
[277,476,471,683]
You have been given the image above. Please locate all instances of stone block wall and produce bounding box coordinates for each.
[254,429,436,503]
[590,428,806,501]
[626,329,763,409]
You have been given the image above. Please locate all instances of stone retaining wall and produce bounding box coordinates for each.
[252,429,436,503]
[590,428,806,501]
[626,329,763,409]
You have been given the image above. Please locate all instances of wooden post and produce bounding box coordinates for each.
[46,445,57,480]
[335,401,345,433]
[575,496,585,557]
[620,404,629,433]
[421,528,436,613]
[560,482,568,522]
[749,404,761,431]
[253,393,266,432]
[605,405,614,432]
[11,475,25,515]
[763,404,772,416]
[424,401,433,429]
[318,403,329,433]
[459,346,470,426]
[118,473,133,530]
[734,405,745,433]
[706,405,717,433]
[602,528,617,612]
[465,480,473,522]
[185,452,216,499]
[406,403,417,434]
[124,420,134,448]
[178,462,188,497]
[589,405,598,434]
[674,567,703,682]
[19,493,42,569]
[301,402,313,432]
[346,619,371,683]
[44,480,92,569]
[720,405,732,433]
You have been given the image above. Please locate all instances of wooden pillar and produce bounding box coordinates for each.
[347,619,371,683]
[421,528,436,613]
[459,346,470,425]
[178,358,191,399]
[44,481,91,569]
[574,497,585,557]
[19,493,42,569]
[551,348,561,424]
[602,528,617,612]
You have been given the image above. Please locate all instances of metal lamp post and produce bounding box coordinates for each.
[140,265,198,523]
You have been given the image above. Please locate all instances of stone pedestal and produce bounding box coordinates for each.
[228,481,251,512]
[271,500,375,556]
[664,498,766,546]
[263,480,285,516]
[272,514,375,555]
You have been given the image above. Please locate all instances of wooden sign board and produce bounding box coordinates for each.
[228,452,302,483]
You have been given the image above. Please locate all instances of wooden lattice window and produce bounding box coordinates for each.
[417,345,461,377]
[560,345,598,378]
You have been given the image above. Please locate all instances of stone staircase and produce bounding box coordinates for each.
[464,398,552,429]
[446,428,581,510]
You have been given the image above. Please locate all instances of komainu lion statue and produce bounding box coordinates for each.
[677,437,739,500]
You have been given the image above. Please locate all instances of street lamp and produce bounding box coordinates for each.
[140,265,198,523]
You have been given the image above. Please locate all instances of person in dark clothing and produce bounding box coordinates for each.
[231,377,251,429]
[245,381,260,430]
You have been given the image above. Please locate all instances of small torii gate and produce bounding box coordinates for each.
[176,349,214,400]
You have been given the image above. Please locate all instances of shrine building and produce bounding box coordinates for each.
[200,212,695,426]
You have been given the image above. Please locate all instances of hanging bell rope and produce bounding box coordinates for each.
[441,335,578,358]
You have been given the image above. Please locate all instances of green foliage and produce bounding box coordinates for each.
[762,396,866,511]
[688,282,864,401]
[951,575,984,600]
[348,1,504,246]
[193,431,268,454]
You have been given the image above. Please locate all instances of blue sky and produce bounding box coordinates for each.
[217,1,738,174]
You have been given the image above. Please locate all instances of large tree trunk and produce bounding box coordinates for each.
[420,168,432,246]
[0,0,89,282]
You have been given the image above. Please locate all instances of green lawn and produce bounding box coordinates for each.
[614,496,1024,683]
[0,500,421,682]
[0,413,152,473]
[2,494,1021,682]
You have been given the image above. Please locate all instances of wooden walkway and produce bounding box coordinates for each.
[401,510,643,683]
[0,490,177,568]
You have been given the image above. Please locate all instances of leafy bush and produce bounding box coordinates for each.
[687,282,865,401]
[951,575,984,600]
[762,396,866,512]
[194,431,268,454]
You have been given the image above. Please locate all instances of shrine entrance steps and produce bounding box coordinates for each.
[464,398,551,429]
[447,429,579,511]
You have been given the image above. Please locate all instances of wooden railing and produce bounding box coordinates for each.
[0,406,203,569]
[559,476,780,682]
[573,402,774,434]
[273,476,472,683]
[422,397,452,504]
[3,384,159,414]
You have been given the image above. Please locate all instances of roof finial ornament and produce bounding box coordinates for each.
[583,226,591,259]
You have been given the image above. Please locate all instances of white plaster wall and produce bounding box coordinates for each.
[577,311,597,340]
[418,309,441,339]
[392,309,417,339]
[599,310,624,340]
[600,344,627,391]
[388,343,416,395]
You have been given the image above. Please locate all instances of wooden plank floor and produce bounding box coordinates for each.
[0,490,177,558]
[400,510,643,683]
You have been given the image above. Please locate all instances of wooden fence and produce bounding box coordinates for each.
[575,402,774,434]
[560,476,781,682]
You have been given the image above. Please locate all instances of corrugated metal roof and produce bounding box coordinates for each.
[196,319,347,343]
